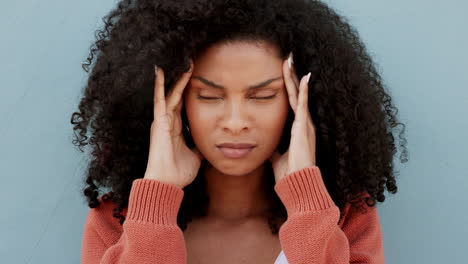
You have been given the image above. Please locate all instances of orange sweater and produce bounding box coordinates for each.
[81,166,385,263]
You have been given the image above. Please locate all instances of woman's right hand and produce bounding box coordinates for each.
[144,60,204,189]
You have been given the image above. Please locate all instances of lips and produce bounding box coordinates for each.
[216,142,257,149]
[216,142,256,158]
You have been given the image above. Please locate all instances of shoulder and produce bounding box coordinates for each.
[84,193,126,245]
[338,191,378,227]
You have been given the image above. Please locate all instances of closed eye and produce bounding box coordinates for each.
[253,95,277,100]
[197,96,221,100]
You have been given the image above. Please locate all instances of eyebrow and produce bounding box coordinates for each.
[192,76,282,90]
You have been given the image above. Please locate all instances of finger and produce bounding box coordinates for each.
[174,97,183,113]
[291,70,300,90]
[296,72,311,121]
[171,82,187,114]
[167,59,194,111]
[153,65,166,118]
[288,52,300,88]
[283,55,298,113]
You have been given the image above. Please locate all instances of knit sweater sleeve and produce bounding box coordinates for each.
[273,166,385,263]
[81,179,186,264]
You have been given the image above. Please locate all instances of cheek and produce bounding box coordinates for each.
[186,98,210,120]
[184,98,214,137]
[260,100,289,137]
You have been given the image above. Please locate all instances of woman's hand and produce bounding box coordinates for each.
[269,52,317,183]
[144,60,204,189]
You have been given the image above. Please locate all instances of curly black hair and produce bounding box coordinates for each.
[72,0,408,234]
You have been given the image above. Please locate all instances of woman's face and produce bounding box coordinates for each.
[183,41,290,176]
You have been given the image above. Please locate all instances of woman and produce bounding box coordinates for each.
[75,0,408,263]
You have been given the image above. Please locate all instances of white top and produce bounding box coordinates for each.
[274,250,288,264]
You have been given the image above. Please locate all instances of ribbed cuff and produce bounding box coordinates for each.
[126,178,184,225]
[274,166,335,215]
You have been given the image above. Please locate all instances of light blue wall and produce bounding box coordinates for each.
[1,0,466,263]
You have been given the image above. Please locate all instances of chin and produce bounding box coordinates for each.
[204,158,263,177]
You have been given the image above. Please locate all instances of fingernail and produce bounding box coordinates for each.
[188,59,193,72]
[306,72,311,83]
[154,65,158,75]
[287,52,293,69]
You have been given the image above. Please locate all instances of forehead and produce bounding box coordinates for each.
[189,41,283,90]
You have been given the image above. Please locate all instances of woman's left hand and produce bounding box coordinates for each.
[269,52,317,183]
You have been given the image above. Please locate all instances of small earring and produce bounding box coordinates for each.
[185,125,190,132]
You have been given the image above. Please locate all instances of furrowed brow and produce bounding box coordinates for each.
[192,76,282,90]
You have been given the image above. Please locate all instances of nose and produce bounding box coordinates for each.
[220,101,250,134]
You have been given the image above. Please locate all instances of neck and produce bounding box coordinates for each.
[202,162,271,222]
